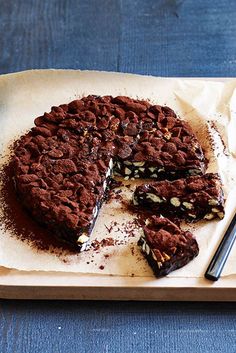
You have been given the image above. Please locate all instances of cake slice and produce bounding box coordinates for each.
[138,216,199,277]
[133,173,225,221]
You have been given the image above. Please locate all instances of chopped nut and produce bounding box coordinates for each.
[146,193,163,203]
[188,213,197,218]
[170,197,181,207]
[188,169,200,176]
[149,167,156,173]
[151,174,158,178]
[208,198,218,206]
[106,167,111,177]
[77,234,89,244]
[149,128,157,133]
[124,167,132,175]
[139,167,145,172]
[164,131,172,140]
[204,213,214,220]
[133,196,139,205]
[162,252,170,261]
[145,243,150,255]
[151,250,157,261]
[133,161,145,167]
[124,176,129,180]
[217,212,224,219]
[183,201,193,209]
[124,161,132,165]
[212,208,220,213]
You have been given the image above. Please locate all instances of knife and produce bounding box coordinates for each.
[205,212,236,281]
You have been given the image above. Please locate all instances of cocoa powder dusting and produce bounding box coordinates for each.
[91,237,117,251]
[3,95,206,259]
[209,121,229,156]
[106,187,123,203]
[0,94,209,271]
[0,159,77,256]
[0,157,142,260]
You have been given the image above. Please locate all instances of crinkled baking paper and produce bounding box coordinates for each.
[0,70,236,278]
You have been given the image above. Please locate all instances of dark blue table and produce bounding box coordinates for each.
[0,1,236,352]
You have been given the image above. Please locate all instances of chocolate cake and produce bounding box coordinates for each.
[138,216,199,277]
[133,173,225,221]
[12,95,205,250]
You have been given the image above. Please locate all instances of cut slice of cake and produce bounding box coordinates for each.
[133,173,224,221]
[138,216,199,277]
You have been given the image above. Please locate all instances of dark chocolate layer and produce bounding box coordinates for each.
[138,216,199,277]
[134,173,224,221]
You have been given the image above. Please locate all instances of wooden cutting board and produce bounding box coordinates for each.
[0,71,236,300]
[0,267,236,301]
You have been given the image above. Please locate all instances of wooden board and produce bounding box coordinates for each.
[0,72,236,301]
[0,267,236,301]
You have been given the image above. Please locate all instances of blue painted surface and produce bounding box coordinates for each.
[0,0,236,352]
[1,300,236,353]
[0,0,236,76]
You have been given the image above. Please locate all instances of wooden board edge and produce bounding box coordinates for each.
[1,270,236,300]
[1,284,236,301]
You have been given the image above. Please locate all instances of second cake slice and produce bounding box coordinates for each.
[138,216,199,277]
[133,173,225,221]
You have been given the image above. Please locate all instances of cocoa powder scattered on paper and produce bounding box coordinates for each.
[0,158,78,256]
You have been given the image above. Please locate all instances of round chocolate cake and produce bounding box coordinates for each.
[12,95,206,250]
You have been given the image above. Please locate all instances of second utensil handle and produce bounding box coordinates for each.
[205,213,236,281]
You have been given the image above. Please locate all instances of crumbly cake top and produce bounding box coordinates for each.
[12,95,206,247]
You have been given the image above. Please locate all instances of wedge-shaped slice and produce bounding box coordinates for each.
[138,216,199,277]
[133,173,224,221]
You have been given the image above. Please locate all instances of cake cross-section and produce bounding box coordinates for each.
[12,95,206,250]
[138,216,199,277]
[133,173,225,221]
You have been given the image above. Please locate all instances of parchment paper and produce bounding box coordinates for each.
[0,70,236,278]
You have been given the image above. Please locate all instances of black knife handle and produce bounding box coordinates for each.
[205,213,236,281]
